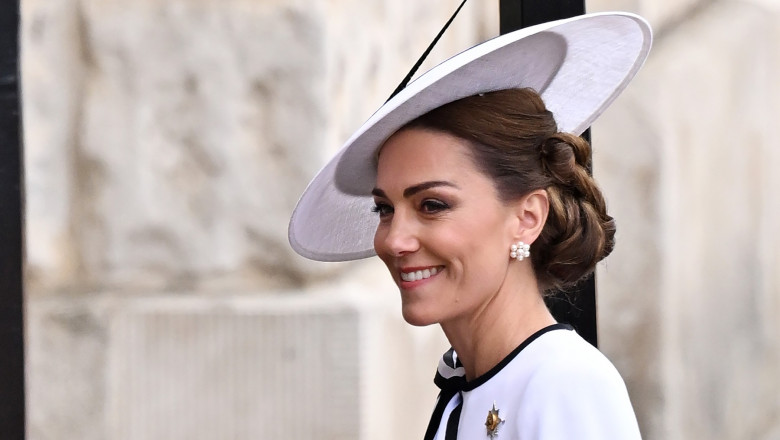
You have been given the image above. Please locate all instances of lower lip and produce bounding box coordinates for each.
[399,269,443,289]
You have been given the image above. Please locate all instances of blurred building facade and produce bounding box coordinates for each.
[22,0,780,439]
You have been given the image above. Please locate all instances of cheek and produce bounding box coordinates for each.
[455,212,508,253]
[463,244,508,283]
[450,216,511,281]
[373,222,390,254]
[372,227,383,254]
[373,225,400,281]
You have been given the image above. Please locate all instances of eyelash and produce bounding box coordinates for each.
[420,199,449,213]
[372,202,393,217]
[371,199,450,217]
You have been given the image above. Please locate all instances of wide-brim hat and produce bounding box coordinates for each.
[289,12,652,262]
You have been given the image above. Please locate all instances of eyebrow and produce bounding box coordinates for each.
[371,181,459,199]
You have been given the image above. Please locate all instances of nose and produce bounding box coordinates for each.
[375,213,420,257]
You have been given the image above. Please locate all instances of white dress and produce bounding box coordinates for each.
[424,324,641,440]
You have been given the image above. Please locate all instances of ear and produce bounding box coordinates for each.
[509,189,549,244]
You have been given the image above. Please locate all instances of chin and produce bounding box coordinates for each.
[401,305,440,327]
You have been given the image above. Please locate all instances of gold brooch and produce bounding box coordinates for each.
[485,402,504,438]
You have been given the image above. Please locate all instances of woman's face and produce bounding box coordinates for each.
[373,128,519,326]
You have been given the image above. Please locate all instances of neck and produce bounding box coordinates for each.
[440,276,556,381]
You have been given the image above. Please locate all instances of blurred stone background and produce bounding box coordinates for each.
[21,0,780,439]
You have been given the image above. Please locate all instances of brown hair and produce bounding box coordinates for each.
[403,88,615,292]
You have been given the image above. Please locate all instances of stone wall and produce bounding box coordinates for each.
[591,1,780,438]
[23,1,492,438]
[22,0,780,439]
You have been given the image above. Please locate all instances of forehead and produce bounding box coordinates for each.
[375,128,481,188]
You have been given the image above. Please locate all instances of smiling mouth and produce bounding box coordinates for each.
[400,266,443,282]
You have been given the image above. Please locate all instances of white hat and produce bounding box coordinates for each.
[289,12,652,262]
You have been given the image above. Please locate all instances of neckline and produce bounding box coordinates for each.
[460,323,572,391]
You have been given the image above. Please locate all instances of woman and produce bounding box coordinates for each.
[289,12,652,440]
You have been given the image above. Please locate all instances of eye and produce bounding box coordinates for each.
[420,199,449,214]
[372,201,393,217]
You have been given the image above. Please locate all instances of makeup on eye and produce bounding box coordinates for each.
[371,180,460,217]
[371,200,393,217]
[420,198,450,214]
[371,196,454,217]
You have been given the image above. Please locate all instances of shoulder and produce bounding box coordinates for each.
[524,329,624,387]
[513,329,642,439]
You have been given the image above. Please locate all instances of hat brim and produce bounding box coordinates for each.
[289,12,652,262]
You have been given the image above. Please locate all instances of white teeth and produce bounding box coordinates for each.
[400,267,441,282]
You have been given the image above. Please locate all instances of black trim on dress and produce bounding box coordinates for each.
[423,389,458,440]
[444,396,463,440]
[424,323,573,439]
[461,323,572,391]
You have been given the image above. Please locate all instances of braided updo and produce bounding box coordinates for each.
[403,88,615,292]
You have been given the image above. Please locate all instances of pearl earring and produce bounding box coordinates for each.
[510,241,530,261]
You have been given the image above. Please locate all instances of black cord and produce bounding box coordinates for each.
[386,0,468,102]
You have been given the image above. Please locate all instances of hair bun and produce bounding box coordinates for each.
[540,133,590,194]
[534,132,615,290]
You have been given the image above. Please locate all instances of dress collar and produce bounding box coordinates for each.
[433,323,573,392]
